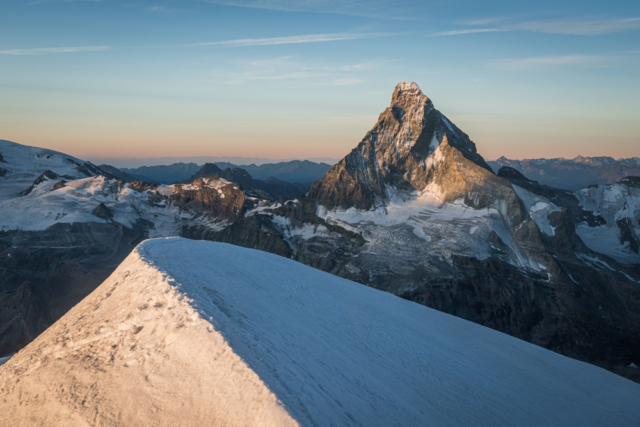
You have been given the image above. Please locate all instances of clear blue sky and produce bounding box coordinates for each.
[1,0,639,161]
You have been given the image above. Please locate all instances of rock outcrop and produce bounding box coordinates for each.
[93,202,114,220]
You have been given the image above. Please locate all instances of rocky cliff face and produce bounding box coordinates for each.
[307,82,491,211]
[0,222,150,356]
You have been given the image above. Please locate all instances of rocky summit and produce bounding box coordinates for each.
[1,84,639,383]
[308,82,492,210]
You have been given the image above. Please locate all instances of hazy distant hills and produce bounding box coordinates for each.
[91,155,340,169]
[116,160,332,185]
[181,163,308,200]
[214,160,332,183]
[488,156,640,190]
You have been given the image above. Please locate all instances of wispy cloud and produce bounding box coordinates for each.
[437,17,640,37]
[189,32,389,47]
[460,17,511,26]
[432,28,504,37]
[28,0,101,5]
[198,0,424,21]
[148,5,171,12]
[508,17,640,35]
[491,54,608,70]
[211,55,386,85]
[0,46,111,55]
[316,78,363,86]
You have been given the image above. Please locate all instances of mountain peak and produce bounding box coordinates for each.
[391,82,430,107]
[307,83,494,211]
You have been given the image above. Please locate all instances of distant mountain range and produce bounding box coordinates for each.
[488,156,640,190]
[100,162,316,200]
[89,155,341,169]
[113,160,332,186]
[115,163,202,184]
[181,163,309,200]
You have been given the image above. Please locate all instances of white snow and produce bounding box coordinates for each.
[0,140,98,201]
[429,132,440,154]
[512,184,560,236]
[575,223,640,264]
[315,188,534,267]
[0,173,228,235]
[576,253,616,271]
[441,115,457,136]
[271,215,335,241]
[574,183,640,264]
[156,185,176,197]
[318,190,494,227]
[2,237,639,426]
[411,224,431,241]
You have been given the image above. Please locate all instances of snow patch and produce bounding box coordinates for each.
[512,185,560,236]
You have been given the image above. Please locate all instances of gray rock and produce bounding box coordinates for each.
[92,203,114,220]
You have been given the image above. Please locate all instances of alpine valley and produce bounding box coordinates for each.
[1,82,639,384]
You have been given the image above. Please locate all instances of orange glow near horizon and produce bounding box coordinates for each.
[2,113,638,162]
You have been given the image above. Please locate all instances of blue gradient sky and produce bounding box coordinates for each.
[1,0,639,161]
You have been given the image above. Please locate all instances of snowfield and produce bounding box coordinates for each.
[1,238,639,426]
[575,182,640,264]
[0,139,99,201]
[0,172,229,235]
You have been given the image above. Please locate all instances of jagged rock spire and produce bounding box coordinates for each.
[307,82,493,211]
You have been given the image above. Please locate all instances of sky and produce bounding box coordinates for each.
[1,0,639,163]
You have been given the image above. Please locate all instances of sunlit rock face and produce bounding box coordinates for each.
[307,82,492,211]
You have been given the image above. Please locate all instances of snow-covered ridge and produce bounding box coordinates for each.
[512,184,561,236]
[1,238,639,426]
[0,174,230,234]
[0,139,102,201]
[0,141,252,234]
[574,181,640,263]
